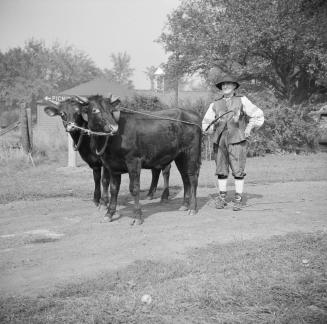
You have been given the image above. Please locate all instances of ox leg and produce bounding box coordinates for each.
[175,157,191,211]
[105,173,121,222]
[187,141,201,215]
[160,163,171,202]
[100,166,110,206]
[146,168,160,200]
[187,169,199,215]
[92,166,102,207]
[127,159,143,225]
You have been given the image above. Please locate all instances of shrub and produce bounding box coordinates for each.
[178,97,210,117]
[0,109,19,128]
[247,103,320,156]
[121,94,169,111]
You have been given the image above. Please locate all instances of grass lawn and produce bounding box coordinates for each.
[1,153,327,204]
[1,232,326,323]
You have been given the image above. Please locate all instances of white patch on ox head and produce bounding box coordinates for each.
[44,106,59,117]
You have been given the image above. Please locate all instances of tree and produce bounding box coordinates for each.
[109,52,134,88]
[0,39,101,112]
[158,0,327,104]
[144,66,157,90]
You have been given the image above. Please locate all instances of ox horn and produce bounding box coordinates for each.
[110,95,120,103]
[74,95,88,104]
[106,93,120,103]
[51,100,59,106]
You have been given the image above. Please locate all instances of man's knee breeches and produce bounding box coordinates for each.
[214,136,247,179]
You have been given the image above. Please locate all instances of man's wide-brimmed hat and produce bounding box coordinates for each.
[215,75,240,90]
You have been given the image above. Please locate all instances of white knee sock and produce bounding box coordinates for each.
[235,179,244,195]
[218,179,227,192]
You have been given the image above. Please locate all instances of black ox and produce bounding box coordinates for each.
[44,98,110,207]
[44,97,171,213]
[80,95,202,225]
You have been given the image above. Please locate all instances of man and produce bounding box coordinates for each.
[202,75,264,211]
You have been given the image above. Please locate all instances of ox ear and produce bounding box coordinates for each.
[110,95,121,106]
[44,106,59,117]
[112,110,120,122]
[80,105,89,122]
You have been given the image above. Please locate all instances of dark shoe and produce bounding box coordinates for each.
[233,194,242,211]
[214,192,227,209]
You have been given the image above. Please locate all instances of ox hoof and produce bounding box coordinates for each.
[112,211,120,219]
[161,189,169,201]
[130,218,144,226]
[100,198,110,207]
[187,209,197,216]
[101,216,113,223]
[146,194,154,200]
[179,206,188,211]
[98,204,107,212]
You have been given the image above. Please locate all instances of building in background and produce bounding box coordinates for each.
[154,67,165,93]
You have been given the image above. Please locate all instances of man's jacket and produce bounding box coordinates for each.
[212,95,246,144]
[202,94,264,145]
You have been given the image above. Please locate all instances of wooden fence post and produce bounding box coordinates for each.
[20,102,30,153]
[67,134,77,167]
[26,107,33,151]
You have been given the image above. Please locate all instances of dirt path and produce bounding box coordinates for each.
[1,180,326,297]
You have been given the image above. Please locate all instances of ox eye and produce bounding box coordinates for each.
[60,112,67,120]
[92,108,100,113]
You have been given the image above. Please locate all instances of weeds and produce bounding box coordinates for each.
[1,232,326,323]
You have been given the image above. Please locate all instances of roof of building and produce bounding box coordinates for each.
[58,77,136,99]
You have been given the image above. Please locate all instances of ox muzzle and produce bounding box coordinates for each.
[103,123,119,134]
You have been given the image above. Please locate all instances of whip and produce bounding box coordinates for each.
[204,110,234,132]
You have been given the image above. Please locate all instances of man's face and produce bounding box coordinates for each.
[221,82,236,95]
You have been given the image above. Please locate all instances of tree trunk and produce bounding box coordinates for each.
[289,73,312,105]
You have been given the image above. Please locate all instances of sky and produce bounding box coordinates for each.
[0,0,181,89]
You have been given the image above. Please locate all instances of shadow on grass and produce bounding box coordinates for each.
[27,237,61,244]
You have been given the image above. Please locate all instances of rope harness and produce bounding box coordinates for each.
[72,132,85,151]
[65,107,234,156]
[65,108,204,156]
[118,107,203,130]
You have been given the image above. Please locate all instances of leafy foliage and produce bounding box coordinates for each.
[121,94,169,112]
[158,0,327,104]
[144,66,157,90]
[104,52,134,89]
[0,39,101,113]
[0,109,19,128]
[247,101,320,156]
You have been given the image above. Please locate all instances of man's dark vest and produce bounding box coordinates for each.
[212,95,247,144]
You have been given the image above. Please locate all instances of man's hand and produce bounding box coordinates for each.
[202,127,214,136]
[244,126,252,139]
